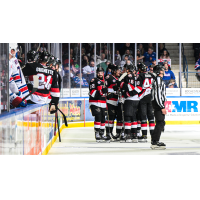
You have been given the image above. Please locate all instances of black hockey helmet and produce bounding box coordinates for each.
[56,58,61,66]
[47,55,56,66]
[137,62,146,72]
[126,64,136,72]
[107,64,120,74]
[27,50,37,62]
[96,66,104,74]
[40,51,50,62]
[153,65,165,75]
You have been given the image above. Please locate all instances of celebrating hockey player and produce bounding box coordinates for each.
[137,62,156,142]
[151,65,167,150]
[119,64,143,142]
[22,51,60,113]
[89,67,110,142]
[105,64,121,140]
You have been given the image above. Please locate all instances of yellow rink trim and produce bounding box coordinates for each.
[42,123,66,155]
[64,121,200,128]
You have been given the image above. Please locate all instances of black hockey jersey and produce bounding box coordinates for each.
[105,74,118,106]
[89,78,106,108]
[22,62,60,104]
[120,73,143,100]
[138,71,156,101]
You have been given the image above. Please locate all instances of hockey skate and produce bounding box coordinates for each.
[95,132,101,143]
[151,141,166,150]
[111,133,120,142]
[125,134,132,143]
[132,133,138,143]
[99,130,110,143]
[138,135,147,143]
[120,133,126,143]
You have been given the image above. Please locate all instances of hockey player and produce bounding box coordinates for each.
[151,65,166,149]
[9,58,27,108]
[9,43,30,102]
[22,50,39,92]
[119,65,143,142]
[22,51,60,113]
[89,67,109,142]
[137,62,156,142]
[105,64,121,140]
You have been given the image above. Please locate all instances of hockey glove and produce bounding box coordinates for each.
[102,87,108,94]
[107,93,113,99]
[19,100,27,107]
[116,80,122,87]
[124,75,129,84]
[112,84,118,91]
[11,96,27,107]
[49,102,58,114]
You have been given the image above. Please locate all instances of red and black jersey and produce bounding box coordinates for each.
[105,74,118,106]
[120,73,142,100]
[89,78,106,108]
[138,71,156,101]
[22,62,60,104]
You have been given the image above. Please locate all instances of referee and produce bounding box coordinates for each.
[151,65,167,150]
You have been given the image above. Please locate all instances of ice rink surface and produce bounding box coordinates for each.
[48,125,200,155]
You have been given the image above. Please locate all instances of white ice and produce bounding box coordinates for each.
[48,125,200,155]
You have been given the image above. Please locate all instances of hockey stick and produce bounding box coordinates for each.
[21,75,39,101]
[57,108,68,127]
[118,72,127,82]
[56,111,61,142]
[54,111,57,136]
[103,73,110,136]
[117,72,127,137]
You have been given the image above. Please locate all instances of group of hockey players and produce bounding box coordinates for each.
[9,43,61,114]
[89,61,167,150]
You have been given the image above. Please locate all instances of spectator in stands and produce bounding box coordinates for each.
[167,79,178,88]
[137,49,143,63]
[195,60,200,81]
[122,49,134,62]
[163,61,176,85]
[115,50,121,61]
[158,43,169,58]
[140,47,156,64]
[115,50,121,66]
[96,53,108,72]
[148,43,154,51]
[138,43,144,55]
[147,58,157,72]
[82,60,91,75]
[96,53,107,65]
[73,71,89,88]
[121,43,134,55]
[82,55,89,65]
[120,55,133,68]
[160,50,170,59]
[90,61,95,75]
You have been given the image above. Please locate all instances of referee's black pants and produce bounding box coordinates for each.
[151,100,165,142]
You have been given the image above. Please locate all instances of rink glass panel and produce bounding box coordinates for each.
[0,104,59,155]
[0,43,9,113]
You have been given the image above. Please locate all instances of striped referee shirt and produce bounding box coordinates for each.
[152,76,167,109]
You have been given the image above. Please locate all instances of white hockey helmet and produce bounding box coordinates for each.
[9,43,18,55]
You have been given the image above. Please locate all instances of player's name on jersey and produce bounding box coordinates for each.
[145,74,152,78]
[36,67,54,75]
